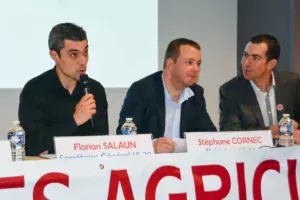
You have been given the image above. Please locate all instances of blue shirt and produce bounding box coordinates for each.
[162,74,194,138]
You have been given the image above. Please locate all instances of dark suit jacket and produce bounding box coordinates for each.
[219,70,300,131]
[117,71,216,138]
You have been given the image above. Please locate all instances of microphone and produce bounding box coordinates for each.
[80,74,90,95]
[79,74,94,128]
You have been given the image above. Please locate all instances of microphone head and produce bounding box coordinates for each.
[80,74,89,85]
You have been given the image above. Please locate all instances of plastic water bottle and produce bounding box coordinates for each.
[121,118,137,135]
[7,121,26,161]
[278,114,294,147]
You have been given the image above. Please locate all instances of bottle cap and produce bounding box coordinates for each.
[125,117,133,121]
[12,120,20,126]
[283,113,290,117]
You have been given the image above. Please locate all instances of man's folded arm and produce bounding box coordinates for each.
[19,87,77,155]
[92,107,108,135]
[219,87,271,132]
[92,86,109,135]
[219,87,244,131]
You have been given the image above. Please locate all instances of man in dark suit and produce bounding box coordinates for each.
[219,34,300,143]
[117,38,216,153]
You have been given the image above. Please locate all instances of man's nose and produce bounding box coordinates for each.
[242,56,251,66]
[193,64,200,73]
[79,53,88,64]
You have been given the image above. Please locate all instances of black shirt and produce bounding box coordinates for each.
[19,67,109,156]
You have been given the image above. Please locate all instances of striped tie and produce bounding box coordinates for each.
[265,91,273,126]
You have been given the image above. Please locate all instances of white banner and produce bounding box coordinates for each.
[0,140,12,162]
[0,148,299,199]
[54,134,154,159]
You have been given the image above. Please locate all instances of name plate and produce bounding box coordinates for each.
[0,140,12,162]
[54,134,154,160]
[185,130,273,152]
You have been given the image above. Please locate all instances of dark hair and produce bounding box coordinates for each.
[249,34,280,61]
[163,38,201,69]
[48,23,87,56]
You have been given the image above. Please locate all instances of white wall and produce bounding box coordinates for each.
[0,0,158,88]
[0,0,237,139]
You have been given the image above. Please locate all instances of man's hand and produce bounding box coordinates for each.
[269,120,298,139]
[292,120,299,131]
[294,129,300,144]
[153,137,176,154]
[269,124,279,139]
[73,94,96,126]
[39,150,48,155]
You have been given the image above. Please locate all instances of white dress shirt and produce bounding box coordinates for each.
[250,72,277,127]
[162,74,194,138]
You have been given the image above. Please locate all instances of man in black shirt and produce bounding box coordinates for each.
[19,23,109,156]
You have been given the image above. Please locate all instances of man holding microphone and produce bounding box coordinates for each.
[19,23,108,156]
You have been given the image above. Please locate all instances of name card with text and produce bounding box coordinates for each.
[54,134,154,160]
[185,131,273,152]
[0,140,12,162]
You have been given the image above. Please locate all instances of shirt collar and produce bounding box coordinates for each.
[250,71,276,92]
[51,66,82,96]
[161,73,194,104]
[271,71,276,87]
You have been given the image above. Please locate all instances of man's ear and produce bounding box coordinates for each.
[165,58,174,70]
[49,50,59,61]
[267,59,277,70]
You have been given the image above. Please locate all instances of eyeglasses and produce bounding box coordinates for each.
[242,52,264,64]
